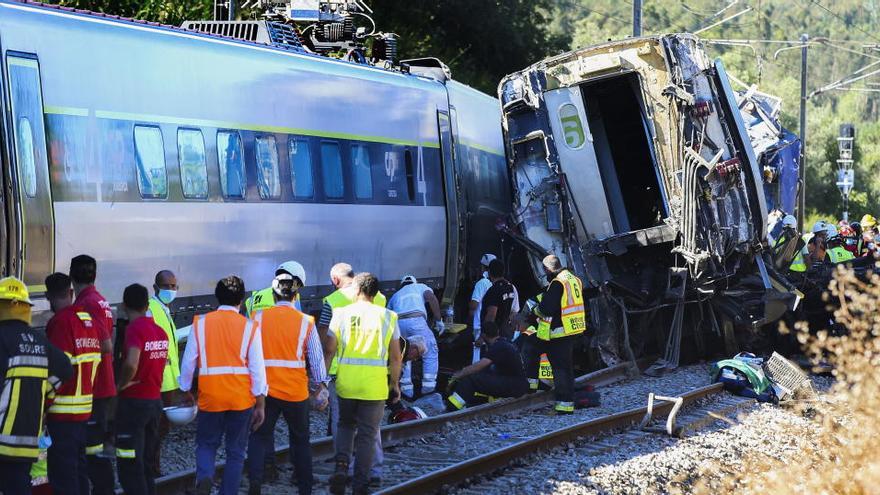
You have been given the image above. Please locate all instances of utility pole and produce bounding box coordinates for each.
[633,0,642,37]
[798,33,808,233]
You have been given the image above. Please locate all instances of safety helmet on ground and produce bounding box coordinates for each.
[862,214,878,229]
[782,215,797,228]
[480,254,497,267]
[389,406,428,424]
[0,277,33,306]
[164,405,198,426]
[276,260,306,286]
[812,220,829,234]
[400,275,417,286]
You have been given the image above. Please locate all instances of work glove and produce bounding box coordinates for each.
[435,320,446,335]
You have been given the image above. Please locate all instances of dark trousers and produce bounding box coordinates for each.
[524,334,577,411]
[148,391,176,478]
[86,397,115,495]
[0,460,33,495]
[47,420,89,495]
[334,398,385,491]
[196,408,252,495]
[248,396,311,493]
[115,398,162,495]
[449,371,529,408]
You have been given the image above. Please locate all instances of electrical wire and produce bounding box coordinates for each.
[807,0,880,45]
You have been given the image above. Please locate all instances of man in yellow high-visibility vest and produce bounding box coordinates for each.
[525,255,594,414]
[323,273,401,495]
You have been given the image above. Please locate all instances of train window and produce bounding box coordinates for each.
[351,144,373,199]
[177,129,208,199]
[133,125,168,199]
[16,117,36,197]
[217,131,245,199]
[320,141,344,199]
[288,138,314,199]
[404,149,415,201]
[255,136,281,199]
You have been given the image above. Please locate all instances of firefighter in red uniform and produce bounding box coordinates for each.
[45,272,103,495]
[70,254,116,494]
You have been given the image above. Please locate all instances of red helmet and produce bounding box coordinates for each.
[840,225,855,237]
[389,406,428,424]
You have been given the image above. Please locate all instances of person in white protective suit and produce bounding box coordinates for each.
[387,275,442,398]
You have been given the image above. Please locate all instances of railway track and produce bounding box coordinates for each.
[154,361,640,494]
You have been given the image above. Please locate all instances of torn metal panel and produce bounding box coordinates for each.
[498,34,797,363]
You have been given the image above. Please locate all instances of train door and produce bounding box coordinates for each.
[438,109,463,305]
[5,53,53,289]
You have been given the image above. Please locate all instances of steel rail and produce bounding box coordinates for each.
[153,361,642,494]
[374,382,723,495]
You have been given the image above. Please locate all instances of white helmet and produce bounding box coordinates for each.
[276,260,306,286]
[825,224,838,238]
[782,215,797,228]
[480,253,497,267]
[400,275,417,285]
[164,405,197,426]
[812,220,829,234]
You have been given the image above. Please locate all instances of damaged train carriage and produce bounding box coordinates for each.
[498,34,798,366]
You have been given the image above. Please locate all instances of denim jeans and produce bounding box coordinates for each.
[195,408,252,495]
[247,396,311,493]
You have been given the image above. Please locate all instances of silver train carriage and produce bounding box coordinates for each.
[0,0,511,324]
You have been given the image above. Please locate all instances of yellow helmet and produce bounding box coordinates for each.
[861,214,877,229]
[0,277,33,305]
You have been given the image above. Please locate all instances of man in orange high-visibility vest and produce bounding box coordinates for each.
[247,262,328,495]
[179,276,267,495]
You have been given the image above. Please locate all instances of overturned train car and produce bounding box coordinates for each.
[498,34,798,365]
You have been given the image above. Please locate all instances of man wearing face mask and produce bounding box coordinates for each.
[146,269,180,477]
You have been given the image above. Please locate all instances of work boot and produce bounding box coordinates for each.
[195,478,212,495]
[328,455,349,495]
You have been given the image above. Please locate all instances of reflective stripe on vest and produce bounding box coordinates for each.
[325,288,387,376]
[148,298,180,393]
[255,306,312,402]
[334,304,395,401]
[828,246,855,263]
[193,311,258,412]
[557,271,586,338]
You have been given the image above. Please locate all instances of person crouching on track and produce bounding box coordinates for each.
[44,273,102,495]
[324,273,402,495]
[446,321,528,410]
[179,276,267,495]
[247,262,329,495]
[387,275,442,398]
[115,284,167,495]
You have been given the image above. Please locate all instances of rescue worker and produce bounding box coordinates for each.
[0,277,72,495]
[115,284,167,495]
[772,215,806,273]
[468,254,496,362]
[525,255,590,414]
[317,262,387,483]
[70,254,116,495]
[44,273,102,495]
[324,273,402,495]
[827,232,856,264]
[480,259,517,338]
[247,262,328,495]
[243,261,303,317]
[179,276,267,495]
[446,321,528,410]
[146,269,180,477]
[387,275,441,398]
